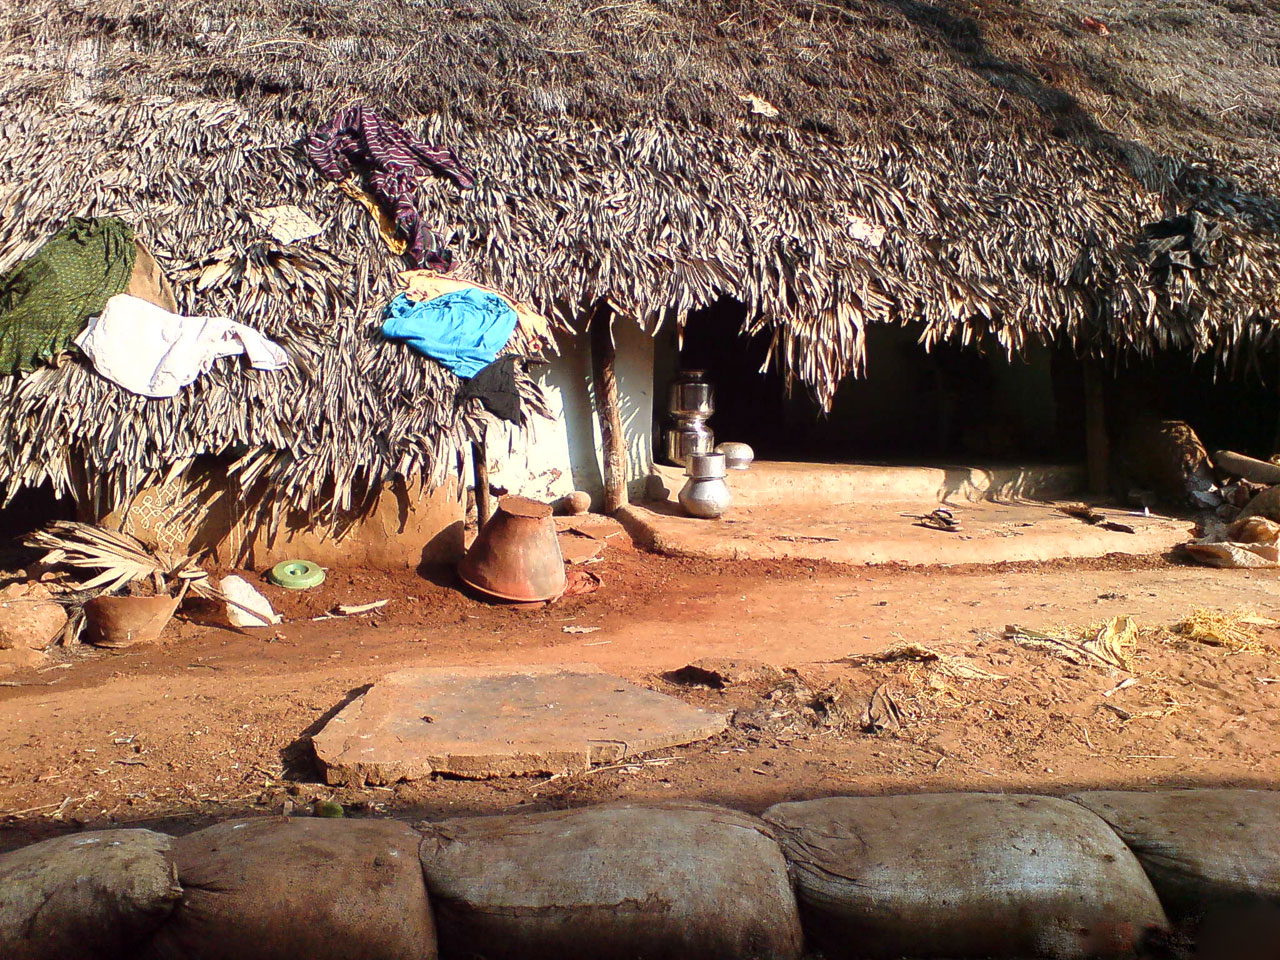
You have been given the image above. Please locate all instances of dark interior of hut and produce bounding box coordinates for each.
[663,299,1279,470]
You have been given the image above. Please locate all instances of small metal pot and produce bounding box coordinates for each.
[714,442,755,471]
[663,420,714,467]
[667,370,715,419]
[679,476,732,518]
[687,452,728,479]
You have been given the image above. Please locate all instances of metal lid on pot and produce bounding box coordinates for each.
[686,452,727,479]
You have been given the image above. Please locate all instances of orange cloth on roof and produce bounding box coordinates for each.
[338,178,407,256]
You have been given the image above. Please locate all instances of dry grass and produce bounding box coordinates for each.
[1005,615,1138,670]
[1168,607,1277,655]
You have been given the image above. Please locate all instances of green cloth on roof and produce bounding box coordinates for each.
[0,217,136,375]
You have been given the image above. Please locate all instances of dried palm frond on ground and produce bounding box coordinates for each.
[25,522,196,595]
[1168,608,1276,655]
[841,640,1007,681]
[1005,616,1138,671]
[23,520,241,613]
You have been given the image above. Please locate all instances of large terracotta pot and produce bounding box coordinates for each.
[457,496,566,602]
[82,595,180,648]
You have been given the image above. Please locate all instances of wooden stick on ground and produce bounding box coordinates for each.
[590,304,628,514]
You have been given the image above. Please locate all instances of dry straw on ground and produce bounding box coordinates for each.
[1169,608,1277,655]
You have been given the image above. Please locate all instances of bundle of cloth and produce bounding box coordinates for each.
[381,271,550,424]
[0,217,289,397]
[76,294,289,399]
[306,105,474,272]
[0,217,136,375]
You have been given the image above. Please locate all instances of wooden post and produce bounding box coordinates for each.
[471,439,492,528]
[1083,355,1110,495]
[590,304,629,514]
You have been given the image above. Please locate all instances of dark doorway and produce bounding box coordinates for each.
[1106,351,1280,460]
[0,483,76,566]
[662,298,1083,464]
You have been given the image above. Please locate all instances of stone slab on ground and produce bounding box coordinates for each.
[558,532,604,565]
[314,665,728,785]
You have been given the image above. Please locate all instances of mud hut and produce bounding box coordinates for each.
[1,0,1278,556]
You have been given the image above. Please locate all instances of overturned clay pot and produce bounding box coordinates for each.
[83,595,179,648]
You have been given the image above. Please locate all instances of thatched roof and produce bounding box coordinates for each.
[1,0,1278,513]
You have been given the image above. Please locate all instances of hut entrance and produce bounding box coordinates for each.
[658,299,1083,466]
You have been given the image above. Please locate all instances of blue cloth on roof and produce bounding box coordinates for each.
[381,288,518,378]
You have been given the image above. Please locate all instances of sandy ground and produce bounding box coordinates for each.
[2,535,1280,851]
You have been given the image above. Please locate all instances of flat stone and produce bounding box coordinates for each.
[313,666,728,785]
[553,514,627,540]
[558,532,604,565]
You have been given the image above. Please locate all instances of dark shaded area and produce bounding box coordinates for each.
[278,683,373,781]
[671,296,1279,466]
[671,299,1082,463]
[0,484,77,564]
[1107,351,1280,460]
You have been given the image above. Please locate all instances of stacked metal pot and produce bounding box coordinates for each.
[663,370,715,467]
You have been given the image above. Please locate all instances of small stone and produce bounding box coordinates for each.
[220,575,280,628]
[0,582,67,651]
[644,474,672,502]
[554,491,592,516]
[313,800,345,818]
[0,647,44,674]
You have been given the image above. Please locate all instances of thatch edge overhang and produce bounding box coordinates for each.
[0,0,1277,515]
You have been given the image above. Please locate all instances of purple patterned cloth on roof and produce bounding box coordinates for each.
[306,104,475,271]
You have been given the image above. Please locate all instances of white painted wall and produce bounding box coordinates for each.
[487,316,656,507]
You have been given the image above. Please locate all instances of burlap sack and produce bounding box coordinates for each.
[418,801,803,960]
[1070,789,1280,923]
[764,793,1167,959]
[145,817,435,960]
[0,828,180,960]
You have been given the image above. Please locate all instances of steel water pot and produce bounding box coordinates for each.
[667,370,715,419]
[679,453,732,518]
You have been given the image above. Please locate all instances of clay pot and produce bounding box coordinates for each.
[458,496,566,602]
[82,595,180,648]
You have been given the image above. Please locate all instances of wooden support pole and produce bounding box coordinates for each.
[590,305,629,514]
[1083,355,1110,495]
[471,439,492,528]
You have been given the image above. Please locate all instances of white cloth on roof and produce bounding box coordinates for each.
[74,294,289,398]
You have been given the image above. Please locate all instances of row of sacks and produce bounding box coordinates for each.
[2,790,1279,960]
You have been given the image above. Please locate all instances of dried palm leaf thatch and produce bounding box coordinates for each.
[1005,615,1138,671]
[1,0,1279,516]
[25,521,213,598]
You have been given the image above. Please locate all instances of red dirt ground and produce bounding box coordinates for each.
[2,534,1279,852]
